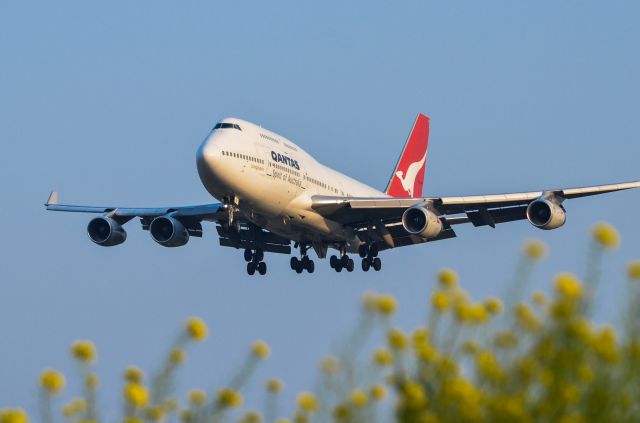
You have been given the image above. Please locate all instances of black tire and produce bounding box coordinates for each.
[346,258,355,272]
[362,258,370,272]
[244,249,253,262]
[247,262,256,275]
[335,264,342,273]
[330,255,339,269]
[358,244,368,258]
[373,257,382,271]
[341,255,350,267]
[307,260,315,273]
[255,249,264,262]
[369,243,379,258]
[290,256,299,270]
[258,261,267,275]
[295,262,304,274]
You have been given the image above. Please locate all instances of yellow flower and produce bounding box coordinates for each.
[124,366,144,384]
[461,340,479,355]
[431,291,451,312]
[416,344,438,362]
[170,348,186,364]
[554,273,583,300]
[475,351,505,384]
[333,404,350,421]
[370,384,387,401]
[146,406,165,422]
[400,381,427,409]
[242,411,262,423]
[85,373,99,389]
[437,268,458,289]
[320,356,340,374]
[523,239,547,261]
[375,294,397,316]
[627,260,640,281]
[39,369,65,395]
[483,297,503,315]
[252,340,271,359]
[412,328,429,345]
[0,409,29,423]
[296,392,319,413]
[179,410,193,423]
[350,389,368,407]
[70,340,96,364]
[163,398,178,412]
[361,291,378,312]
[123,417,143,423]
[266,379,284,393]
[592,222,620,250]
[532,291,547,305]
[188,389,207,406]
[217,388,243,408]
[387,328,408,350]
[185,317,208,341]
[123,383,149,407]
[372,348,393,366]
[493,331,518,349]
[514,303,541,332]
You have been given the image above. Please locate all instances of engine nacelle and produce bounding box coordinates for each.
[402,205,444,239]
[526,198,566,230]
[150,216,189,247]
[87,216,127,246]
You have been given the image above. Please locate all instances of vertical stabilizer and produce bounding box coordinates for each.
[384,114,430,198]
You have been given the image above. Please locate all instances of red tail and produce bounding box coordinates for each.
[385,114,430,198]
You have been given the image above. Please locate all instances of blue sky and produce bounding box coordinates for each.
[1,0,639,418]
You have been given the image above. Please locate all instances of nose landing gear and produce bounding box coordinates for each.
[359,243,382,272]
[245,248,267,276]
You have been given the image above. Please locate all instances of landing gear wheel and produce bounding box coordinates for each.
[369,243,379,258]
[295,262,304,274]
[346,258,355,272]
[247,262,256,275]
[290,256,299,270]
[372,257,382,271]
[335,265,342,273]
[306,260,315,273]
[358,245,368,258]
[244,249,253,262]
[362,258,371,272]
[330,255,339,269]
[257,261,267,275]
[254,249,264,262]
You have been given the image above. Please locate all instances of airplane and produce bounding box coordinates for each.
[46,114,640,276]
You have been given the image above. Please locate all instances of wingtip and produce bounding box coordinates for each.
[46,191,59,206]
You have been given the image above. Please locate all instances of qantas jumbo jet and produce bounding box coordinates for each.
[46,115,639,275]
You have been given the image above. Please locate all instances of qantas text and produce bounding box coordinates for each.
[271,151,300,170]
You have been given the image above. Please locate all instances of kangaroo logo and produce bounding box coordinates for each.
[394,153,427,197]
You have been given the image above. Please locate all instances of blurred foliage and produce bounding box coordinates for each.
[3,222,640,423]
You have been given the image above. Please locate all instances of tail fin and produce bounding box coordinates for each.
[384,114,430,198]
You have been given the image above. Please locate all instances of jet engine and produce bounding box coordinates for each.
[402,205,444,239]
[150,216,189,247]
[87,216,127,246]
[526,198,566,230]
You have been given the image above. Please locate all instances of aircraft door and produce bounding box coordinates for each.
[258,146,273,177]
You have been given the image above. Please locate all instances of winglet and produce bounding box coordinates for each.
[46,191,59,206]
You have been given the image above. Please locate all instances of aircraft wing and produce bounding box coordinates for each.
[311,181,640,248]
[45,191,227,221]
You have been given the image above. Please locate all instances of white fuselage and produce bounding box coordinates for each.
[196,118,386,250]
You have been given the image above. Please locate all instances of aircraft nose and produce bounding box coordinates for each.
[196,136,222,184]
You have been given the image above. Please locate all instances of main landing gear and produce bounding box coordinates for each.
[329,254,355,272]
[245,248,267,276]
[291,243,315,273]
[359,243,382,272]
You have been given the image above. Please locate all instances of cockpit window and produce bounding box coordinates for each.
[213,123,242,131]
